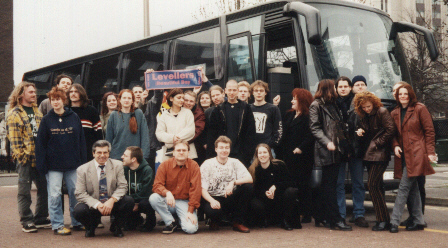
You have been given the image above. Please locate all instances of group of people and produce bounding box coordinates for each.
[6,69,436,238]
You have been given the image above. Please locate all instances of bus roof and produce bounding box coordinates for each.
[23,0,390,79]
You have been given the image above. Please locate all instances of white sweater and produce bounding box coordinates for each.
[156,107,197,161]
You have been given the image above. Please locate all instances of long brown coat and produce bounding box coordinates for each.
[391,103,436,179]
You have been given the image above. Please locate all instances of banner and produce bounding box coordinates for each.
[145,69,202,90]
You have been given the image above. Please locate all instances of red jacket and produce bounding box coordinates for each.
[190,105,205,143]
[391,103,436,178]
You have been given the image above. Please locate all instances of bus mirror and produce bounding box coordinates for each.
[390,21,439,61]
[283,2,322,46]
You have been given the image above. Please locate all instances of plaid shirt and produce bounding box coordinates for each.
[6,104,42,167]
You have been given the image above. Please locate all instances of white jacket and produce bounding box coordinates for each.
[156,107,196,161]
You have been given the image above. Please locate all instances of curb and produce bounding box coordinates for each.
[0,173,17,177]
[364,193,448,207]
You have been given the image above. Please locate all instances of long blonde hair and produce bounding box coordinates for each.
[248,143,281,183]
[8,81,36,111]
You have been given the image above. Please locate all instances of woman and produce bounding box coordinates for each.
[248,144,299,230]
[389,84,436,233]
[36,87,87,235]
[309,79,352,231]
[197,91,211,112]
[156,88,196,161]
[100,92,118,137]
[353,91,395,231]
[278,88,314,223]
[106,89,150,160]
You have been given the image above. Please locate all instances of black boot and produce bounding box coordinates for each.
[281,219,293,231]
[85,226,95,238]
[372,221,390,231]
[390,224,399,233]
[330,220,352,231]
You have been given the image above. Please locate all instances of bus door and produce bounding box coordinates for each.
[226,32,256,84]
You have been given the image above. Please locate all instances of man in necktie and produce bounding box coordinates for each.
[74,140,134,238]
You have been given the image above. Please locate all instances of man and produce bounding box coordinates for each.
[334,76,368,228]
[201,136,253,233]
[238,81,251,103]
[205,85,225,120]
[68,84,102,161]
[207,80,256,167]
[133,85,144,109]
[250,80,282,152]
[183,91,206,164]
[121,146,156,232]
[352,75,368,94]
[149,140,201,234]
[39,74,73,116]
[7,81,50,233]
[74,140,134,238]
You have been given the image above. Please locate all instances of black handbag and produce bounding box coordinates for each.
[309,165,322,189]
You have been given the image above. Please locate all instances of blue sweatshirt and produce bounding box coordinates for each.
[106,109,151,160]
[36,107,87,175]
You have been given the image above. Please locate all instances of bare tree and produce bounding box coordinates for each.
[399,9,448,115]
[193,0,267,21]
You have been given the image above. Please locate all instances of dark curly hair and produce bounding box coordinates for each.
[353,91,383,117]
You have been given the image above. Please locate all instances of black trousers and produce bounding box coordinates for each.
[407,176,426,215]
[250,187,299,225]
[203,184,253,224]
[313,165,341,225]
[73,195,134,229]
[127,198,156,227]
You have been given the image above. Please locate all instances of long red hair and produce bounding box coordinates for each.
[117,89,138,134]
[289,88,313,116]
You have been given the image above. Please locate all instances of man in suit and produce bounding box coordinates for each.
[74,140,134,238]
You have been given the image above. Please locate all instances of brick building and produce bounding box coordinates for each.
[0,0,14,109]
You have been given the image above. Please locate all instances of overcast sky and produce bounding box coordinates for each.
[13,0,204,84]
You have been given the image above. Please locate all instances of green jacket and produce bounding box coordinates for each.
[123,159,154,201]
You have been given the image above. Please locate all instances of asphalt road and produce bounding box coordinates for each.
[0,186,447,248]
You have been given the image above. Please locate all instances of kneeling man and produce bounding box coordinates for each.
[201,136,253,233]
[149,140,201,234]
[74,140,134,238]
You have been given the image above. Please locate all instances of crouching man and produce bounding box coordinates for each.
[121,146,156,232]
[201,136,254,233]
[74,140,134,238]
[149,140,201,234]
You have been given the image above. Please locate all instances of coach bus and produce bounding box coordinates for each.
[23,0,438,189]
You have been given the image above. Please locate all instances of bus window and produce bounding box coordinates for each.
[85,54,120,107]
[227,16,262,36]
[122,42,167,90]
[227,34,255,83]
[54,64,83,85]
[173,27,222,80]
[26,72,52,103]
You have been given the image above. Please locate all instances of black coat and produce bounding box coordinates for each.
[253,160,296,199]
[278,112,314,182]
[309,99,346,167]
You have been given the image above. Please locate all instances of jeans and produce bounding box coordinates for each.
[46,170,81,229]
[390,168,424,226]
[16,161,48,225]
[336,158,366,219]
[149,193,198,234]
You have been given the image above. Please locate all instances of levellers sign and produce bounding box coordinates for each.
[145,69,202,90]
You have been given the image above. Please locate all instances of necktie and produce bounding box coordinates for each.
[99,165,108,203]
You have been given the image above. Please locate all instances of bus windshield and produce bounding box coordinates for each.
[304,3,405,100]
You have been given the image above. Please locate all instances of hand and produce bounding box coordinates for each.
[186,212,197,225]
[193,86,202,94]
[394,146,402,158]
[293,148,302,154]
[141,90,149,101]
[273,95,280,106]
[265,185,276,199]
[166,192,175,208]
[102,198,115,216]
[210,199,221,209]
[145,68,155,73]
[356,128,365,137]
[429,154,438,163]
[133,203,139,212]
[203,144,207,149]
[173,135,180,143]
[224,181,235,198]
[327,142,336,151]
[198,66,208,82]
[97,203,105,215]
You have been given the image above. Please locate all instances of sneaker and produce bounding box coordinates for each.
[22,224,38,233]
[162,221,178,234]
[35,219,52,229]
[54,227,71,235]
[97,222,104,228]
[354,217,369,227]
[71,225,86,231]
